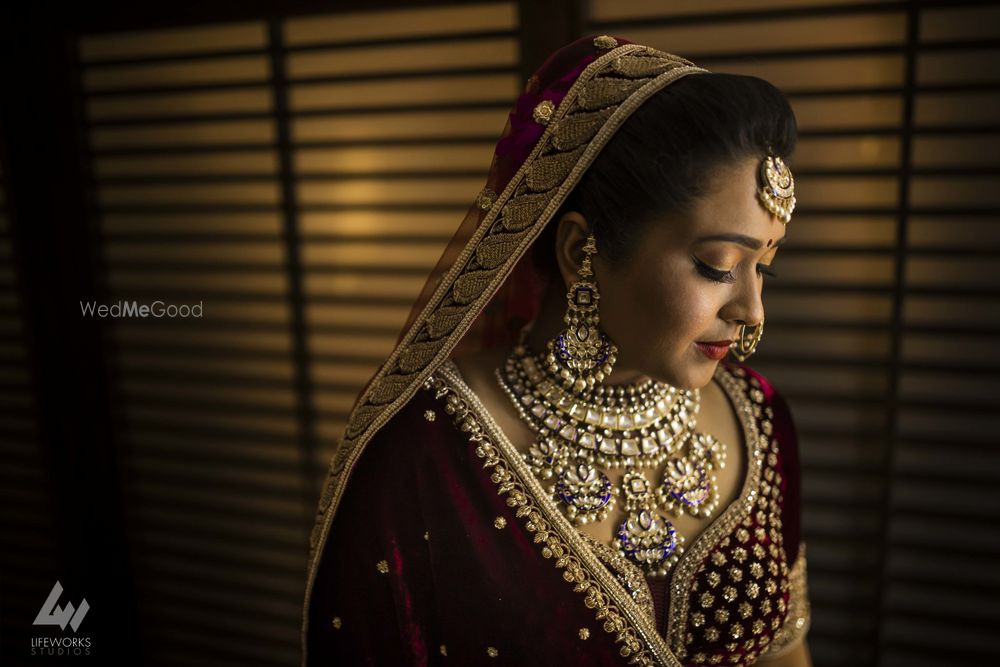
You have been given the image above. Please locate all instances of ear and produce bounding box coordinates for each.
[554,211,591,290]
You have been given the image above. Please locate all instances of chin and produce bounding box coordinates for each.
[650,362,715,391]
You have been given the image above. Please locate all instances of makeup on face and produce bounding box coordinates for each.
[691,234,786,284]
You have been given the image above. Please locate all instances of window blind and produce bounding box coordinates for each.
[80,20,306,667]
[888,4,999,666]
[587,1,998,666]
[77,4,518,666]
[0,144,60,663]
[64,1,998,665]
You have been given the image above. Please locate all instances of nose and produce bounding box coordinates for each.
[721,271,765,328]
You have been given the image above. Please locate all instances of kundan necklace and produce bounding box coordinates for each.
[496,340,727,578]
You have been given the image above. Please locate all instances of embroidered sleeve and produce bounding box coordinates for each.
[759,541,811,657]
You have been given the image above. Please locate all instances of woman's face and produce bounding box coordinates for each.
[581,156,787,390]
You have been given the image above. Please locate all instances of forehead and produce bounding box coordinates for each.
[683,157,786,242]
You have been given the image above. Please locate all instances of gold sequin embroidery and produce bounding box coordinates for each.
[579,627,591,640]
[423,409,437,422]
[476,188,496,211]
[331,616,342,629]
[494,516,507,529]
[532,100,555,125]
[486,646,499,658]
[594,35,618,49]
[376,559,389,574]
[760,542,811,658]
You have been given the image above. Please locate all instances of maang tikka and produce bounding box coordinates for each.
[545,234,618,392]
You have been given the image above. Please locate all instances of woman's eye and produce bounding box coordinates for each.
[693,256,779,283]
[757,264,778,279]
[693,256,736,284]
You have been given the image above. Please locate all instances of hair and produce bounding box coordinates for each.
[533,72,798,276]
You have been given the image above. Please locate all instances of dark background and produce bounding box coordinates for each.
[1,1,998,666]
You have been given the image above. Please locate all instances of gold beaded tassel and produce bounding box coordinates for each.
[546,234,618,392]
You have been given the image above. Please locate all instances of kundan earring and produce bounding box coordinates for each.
[730,320,764,362]
[545,233,617,392]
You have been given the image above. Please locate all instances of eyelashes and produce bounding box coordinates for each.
[693,256,778,284]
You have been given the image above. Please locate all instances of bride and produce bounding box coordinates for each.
[303,35,812,667]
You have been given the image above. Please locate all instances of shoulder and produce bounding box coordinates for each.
[339,383,459,501]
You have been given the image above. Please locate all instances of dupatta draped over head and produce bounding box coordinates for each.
[303,36,809,667]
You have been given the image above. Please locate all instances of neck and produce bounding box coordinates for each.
[523,281,653,387]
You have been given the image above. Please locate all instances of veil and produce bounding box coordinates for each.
[306,34,712,606]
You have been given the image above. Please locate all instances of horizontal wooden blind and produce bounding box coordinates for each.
[77,4,518,666]
[80,21,304,667]
[283,3,519,467]
[0,151,60,661]
[886,4,1000,667]
[588,1,998,666]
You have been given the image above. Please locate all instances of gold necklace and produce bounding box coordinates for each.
[497,342,727,578]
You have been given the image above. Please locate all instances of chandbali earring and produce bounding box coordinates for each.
[545,233,618,392]
[730,320,764,362]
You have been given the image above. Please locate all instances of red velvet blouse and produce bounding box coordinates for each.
[305,360,810,666]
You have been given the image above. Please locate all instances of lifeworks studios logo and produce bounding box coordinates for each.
[31,581,92,657]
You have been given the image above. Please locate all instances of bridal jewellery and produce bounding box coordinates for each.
[496,235,727,578]
[735,153,794,361]
[757,155,795,224]
[730,319,764,362]
[549,234,617,393]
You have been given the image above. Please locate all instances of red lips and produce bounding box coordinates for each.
[694,340,732,361]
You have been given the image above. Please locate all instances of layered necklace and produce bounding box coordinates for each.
[496,341,727,578]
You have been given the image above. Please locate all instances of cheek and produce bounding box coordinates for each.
[598,259,723,359]
[597,255,729,388]
[640,265,719,342]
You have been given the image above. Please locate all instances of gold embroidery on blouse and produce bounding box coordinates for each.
[376,559,389,574]
[423,409,437,422]
[679,367,808,666]
[580,533,656,621]
[486,646,499,657]
[494,516,507,529]
[666,364,765,656]
[439,644,447,656]
[428,361,680,666]
[759,542,811,658]
[331,616,342,629]
[579,627,591,640]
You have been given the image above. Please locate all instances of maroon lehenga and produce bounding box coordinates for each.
[305,361,809,666]
[301,34,810,666]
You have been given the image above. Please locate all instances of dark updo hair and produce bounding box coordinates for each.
[533,72,797,276]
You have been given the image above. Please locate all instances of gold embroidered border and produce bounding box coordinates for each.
[581,533,656,622]
[431,360,682,667]
[301,43,711,665]
[758,541,811,658]
[666,365,766,655]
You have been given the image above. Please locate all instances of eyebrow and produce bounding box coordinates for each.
[695,233,788,251]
